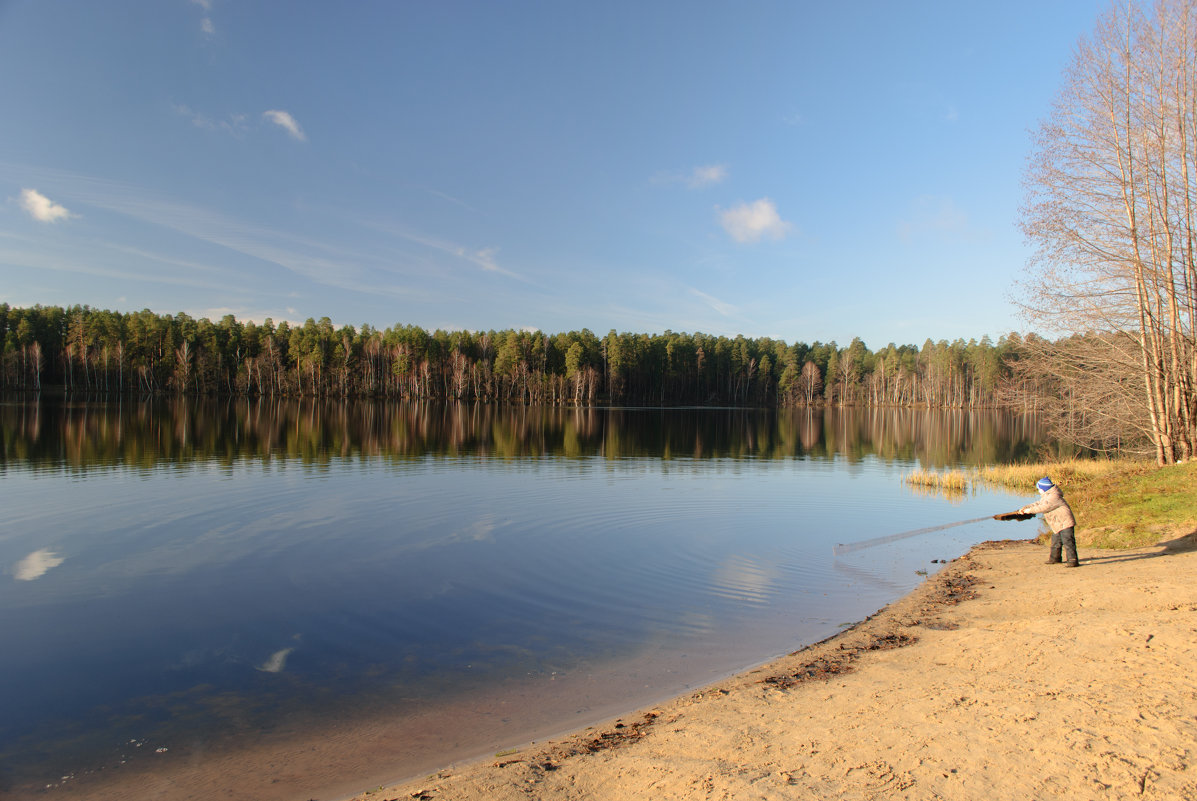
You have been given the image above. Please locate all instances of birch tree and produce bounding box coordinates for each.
[1021,0,1197,463]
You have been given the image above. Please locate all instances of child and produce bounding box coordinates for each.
[1018,476,1079,567]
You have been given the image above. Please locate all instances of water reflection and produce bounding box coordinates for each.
[12,548,65,581]
[708,555,780,606]
[0,396,1050,472]
[0,397,1045,800]
[258,645,297,674]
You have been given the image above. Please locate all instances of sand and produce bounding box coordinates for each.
[349,534,1197,801]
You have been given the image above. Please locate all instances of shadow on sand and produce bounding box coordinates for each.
[1080,530,1197,565]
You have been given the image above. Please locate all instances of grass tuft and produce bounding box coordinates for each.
[904,468,969,491]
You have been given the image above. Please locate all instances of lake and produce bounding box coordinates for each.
[0,398,1048,800]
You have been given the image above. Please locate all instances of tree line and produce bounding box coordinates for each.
[0,303,1021,409]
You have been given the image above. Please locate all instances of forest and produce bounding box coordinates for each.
[9,2,1197,464]
[0,303,1020,410]
[6,7,1197,464]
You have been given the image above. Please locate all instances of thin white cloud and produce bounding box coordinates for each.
[718,198,792,243]
[14,548,65,581]
[400,231,504,274]
[425,188,480,213]
[896,195,983,241]
[4,167,423,299]
[0,241,246,292]
[690,287,737,317]
[19,188,75,223]
[189,0,214,35]
[473,246,502,273]
[688,165,727,188]
[263,110,307,141]
[1,165,484,312]
[652,164,729,189]
[173,104,247,136]
[364,221,527,282]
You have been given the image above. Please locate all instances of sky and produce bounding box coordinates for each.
[0,0,1108,350]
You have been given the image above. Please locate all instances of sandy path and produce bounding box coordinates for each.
[354,535,1197,801]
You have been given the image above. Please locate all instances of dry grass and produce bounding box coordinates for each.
[974,458,1125,491]
[904,468,969,492]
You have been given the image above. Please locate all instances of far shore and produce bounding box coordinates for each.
[348,534,1197,801]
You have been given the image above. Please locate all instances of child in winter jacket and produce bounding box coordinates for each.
[1018,476,1079,567]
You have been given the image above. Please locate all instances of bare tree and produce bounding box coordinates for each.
[1021,0,1197,463]
[798,360,823,406]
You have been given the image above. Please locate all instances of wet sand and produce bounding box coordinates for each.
[348,535,1197,801]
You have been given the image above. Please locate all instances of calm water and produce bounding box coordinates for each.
[0,399,1047,799]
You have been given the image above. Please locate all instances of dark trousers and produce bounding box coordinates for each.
[1049,526,1078,563]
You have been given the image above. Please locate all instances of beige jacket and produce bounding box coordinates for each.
[1018,485,1076,533]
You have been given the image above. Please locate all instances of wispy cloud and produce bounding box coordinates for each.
[176,104,314,142]
[190,0,214,35]
[263,110,307,141]
[653,164,728,189]
[687,165,727,188]
[18,188,75,223]
[424,188,480,214]
[0,240,248,292]
[718,198,792,243]
[690,287,737,316]
[5,166,424,300]
[363,220,527,282]
[173,103,248,136]
[897,195,984,241]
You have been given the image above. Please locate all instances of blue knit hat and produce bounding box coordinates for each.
[1036,476,1055,492]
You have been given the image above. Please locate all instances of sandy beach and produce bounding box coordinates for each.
[350,534,1197,801]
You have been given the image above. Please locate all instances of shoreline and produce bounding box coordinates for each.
[347,534,1197,801]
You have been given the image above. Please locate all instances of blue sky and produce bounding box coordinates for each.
[0,0,1105,349]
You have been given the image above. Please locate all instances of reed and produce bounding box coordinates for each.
[904,468,969,492]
